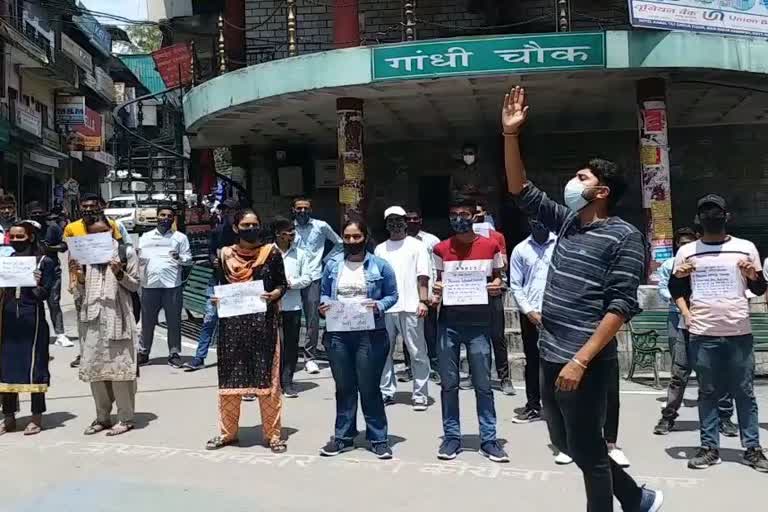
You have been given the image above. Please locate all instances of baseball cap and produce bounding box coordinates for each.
[697,194,727,211]
[384,206,407,219]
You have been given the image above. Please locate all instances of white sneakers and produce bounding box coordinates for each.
[55,334,74,348]
[305,360,320,375]
[609,447,631,468]
[554,451,574,465]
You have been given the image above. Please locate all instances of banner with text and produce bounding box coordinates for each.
[55,95,85,125]
[152,43,193,88]
[372,32,605,81]
[66,106,103,151]
[629,0,768,38]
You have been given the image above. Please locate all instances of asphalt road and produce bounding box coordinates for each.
[2,264,767,511]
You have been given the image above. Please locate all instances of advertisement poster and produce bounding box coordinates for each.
[56,96,86,125]
[629,0,768,38]
[67,106,103,151]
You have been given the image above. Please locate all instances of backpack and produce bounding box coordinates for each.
[118,243,141,323]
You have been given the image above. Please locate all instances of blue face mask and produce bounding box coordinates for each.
[450,217,473,234]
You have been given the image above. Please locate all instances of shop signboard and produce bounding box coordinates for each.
[61,33,93,71]
[372,32,605,81]
[73,1,112,56]
[42,127,61,152]
[95,67,114,102]
[84,151,115,167]
[629,0,768,38]
[67,106,102,151]
[152,43,193,88]
[14,102,41,138]
[55,95,85,125]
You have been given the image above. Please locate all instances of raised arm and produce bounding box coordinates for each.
[502,86,530,194]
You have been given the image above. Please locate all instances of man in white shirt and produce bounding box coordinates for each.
[508,220,556,424]
[137,206,193,368]
[376,206,431,411]
[405,208,441,381]
[273,217,312,398]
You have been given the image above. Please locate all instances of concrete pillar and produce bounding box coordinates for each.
[333,0,359,49]
[337,98,364,215]
[637,78,673,283]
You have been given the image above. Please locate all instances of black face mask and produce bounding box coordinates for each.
[294,211,310,225]
[158,219,173,233]
[83,211,102,225]
[343,241,366,256]
[11,241,30,253]
[31,215,47,226]
[530,222,550,244]
[386,219,407,237]
[239,227,263,244]
[698,210,727,235]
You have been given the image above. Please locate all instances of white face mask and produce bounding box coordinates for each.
[563,177,589,212]
[463,154,476,166]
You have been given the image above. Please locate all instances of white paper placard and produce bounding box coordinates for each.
[442,270,489,306]
[472,222,492,238]
[0,257,37,287]
[0,246,15,257]
[67,232,114,265]
[140,241,173,259]
[691,264,742,299]
[325,300,376,332]
[214,280,267,318]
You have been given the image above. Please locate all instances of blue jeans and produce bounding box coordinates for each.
[194,283,218,361]
[690,334,761,449]
[438,324,497,443]
[325,329,389,444]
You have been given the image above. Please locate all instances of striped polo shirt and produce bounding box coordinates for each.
[516,184,646,363]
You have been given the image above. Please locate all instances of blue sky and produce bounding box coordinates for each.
[82,0,147,22]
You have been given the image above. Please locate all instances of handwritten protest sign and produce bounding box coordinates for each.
[0,256,37,287]
[443,270,488,306]
[214,280,267,318]
[691,264,742,299]
[325,300,375,332]
[67,232,114,265]
[140,241,173,259]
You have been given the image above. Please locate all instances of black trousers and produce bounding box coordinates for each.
[605,361,620,445]
[541,358,641,512]
[519,314,541,411]
[281,310,302,387]
[489,299,509,381]
[2,392,46,415]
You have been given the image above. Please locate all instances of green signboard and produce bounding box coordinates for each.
[372,32,605,81]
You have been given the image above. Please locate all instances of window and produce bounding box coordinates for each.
[40,104,49,128]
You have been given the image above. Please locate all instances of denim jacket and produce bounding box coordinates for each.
[320,252,398,330]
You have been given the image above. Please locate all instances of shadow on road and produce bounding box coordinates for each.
[666,445,752,465]
[671,420,768,433]
[460,435,508,452]
[134,412,159,430]
[237,426,300,448]
[41,411,77,431]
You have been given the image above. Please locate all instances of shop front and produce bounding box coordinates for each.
[185,29,768,258]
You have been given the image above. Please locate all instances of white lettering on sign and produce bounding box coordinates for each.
[0,257,37,287]
[385,47,474,72]
[494,42,590,64]
[214,280,266,317]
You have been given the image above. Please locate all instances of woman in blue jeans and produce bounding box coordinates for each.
[318,219,398,459]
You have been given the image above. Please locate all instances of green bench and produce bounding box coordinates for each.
[181,264,215,340]
[627,310,768,388]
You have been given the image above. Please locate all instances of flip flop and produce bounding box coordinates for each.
[84,421,112,436]
[270,440,287,454]
[106,422,134,437]
[205,435,238,450]
[24,422,42,436]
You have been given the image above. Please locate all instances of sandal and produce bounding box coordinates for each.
[205,435,238,451]
[106,422,134,437]
[24,416,43,436]
[0,415,16,436]
[84,421,112,436]
[270,440,287,454]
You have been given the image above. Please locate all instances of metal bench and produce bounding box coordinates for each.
[628,310,768,388]
[627,311,669,388]
[181,264,215,341]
